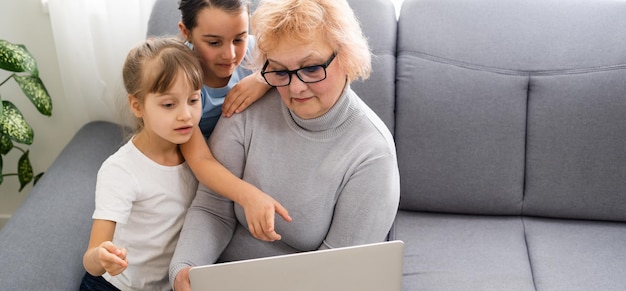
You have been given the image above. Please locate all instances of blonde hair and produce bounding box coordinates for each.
[121,37,203,133]
[251,0,371,82]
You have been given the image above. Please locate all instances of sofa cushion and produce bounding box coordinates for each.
[525,218,626,291]
[0,121,125,290]
[524,70,626,221]
[395,0,626,219]
[395,0,528,215]
[146,0,179,38]
[348,0,397,133]
[392,211,536,291]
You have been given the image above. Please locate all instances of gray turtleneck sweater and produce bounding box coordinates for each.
[170,85,400,283]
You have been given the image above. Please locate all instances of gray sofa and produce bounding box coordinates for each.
[1,0,625,290]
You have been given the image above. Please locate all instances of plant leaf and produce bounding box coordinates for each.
[33,172,44,185]
[0,100,34,144]
[13,75,53,116]
[0,132,12,154]
[0,40,38,74]
[18,150,33,191]
[0,155,3,186]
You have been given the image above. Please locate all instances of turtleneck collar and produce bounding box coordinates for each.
[281,83,361,140]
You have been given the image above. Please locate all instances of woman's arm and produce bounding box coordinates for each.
[320,154,400,249]
[221,72,271,117]
[82,219,128,276]
[180,126,291,242]
[170,182,237,291]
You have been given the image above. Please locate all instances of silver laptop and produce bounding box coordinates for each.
[188,240,404,291]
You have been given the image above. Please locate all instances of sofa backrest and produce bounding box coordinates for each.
[395,0,626,221]
[347,0,397,133]
[146,0,179,38]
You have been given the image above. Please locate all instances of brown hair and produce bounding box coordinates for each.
[179,0,250,31]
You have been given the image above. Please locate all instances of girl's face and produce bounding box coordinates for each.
[264,36,347,119]
[181,7,248,88]
[131,71,202,147]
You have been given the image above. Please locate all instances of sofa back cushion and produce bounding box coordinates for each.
[396,0,626,220]
[146,0,179,38]
[396,0,527,215]
[347,0,397,133]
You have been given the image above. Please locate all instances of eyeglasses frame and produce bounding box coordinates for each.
[260,53,337,87]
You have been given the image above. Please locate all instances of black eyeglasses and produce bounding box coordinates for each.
[261,53,336,87]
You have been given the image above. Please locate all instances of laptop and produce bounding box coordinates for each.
[188,240,404,291]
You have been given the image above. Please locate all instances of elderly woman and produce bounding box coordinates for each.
[169,0,400,289]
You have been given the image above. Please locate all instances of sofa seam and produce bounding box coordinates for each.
[521,76,530,215]
[372,49,397,56]
[397,51,626,76]
[522,217,538,290]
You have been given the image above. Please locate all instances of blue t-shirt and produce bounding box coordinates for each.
[198,36,255,138]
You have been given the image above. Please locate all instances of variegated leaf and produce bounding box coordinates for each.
[0,100,34,145]
[0,155,3,185]
[0,39,37,74]
[18,150,33,191]
[13,75,53,116]
[0,132,12,155]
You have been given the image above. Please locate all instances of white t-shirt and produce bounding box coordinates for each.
[92,138,197,291]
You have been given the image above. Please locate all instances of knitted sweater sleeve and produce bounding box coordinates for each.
[320,150,400,249]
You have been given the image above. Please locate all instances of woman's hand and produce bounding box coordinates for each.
[241,191,292,242]
[222,73,271,117]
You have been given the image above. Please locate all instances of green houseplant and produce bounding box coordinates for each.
[0,39,53,191]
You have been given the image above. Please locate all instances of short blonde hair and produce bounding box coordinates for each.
[251,0,371,82]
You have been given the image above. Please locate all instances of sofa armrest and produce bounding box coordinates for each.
[0,121,125,290]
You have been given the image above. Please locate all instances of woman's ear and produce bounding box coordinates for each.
[128,94,143,118]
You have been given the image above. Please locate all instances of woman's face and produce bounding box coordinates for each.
[182,8,248,88]
[264,36,347,119]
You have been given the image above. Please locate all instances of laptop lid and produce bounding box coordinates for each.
[188,240,404,291]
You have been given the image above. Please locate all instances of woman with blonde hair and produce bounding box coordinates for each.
[170,0,400,289]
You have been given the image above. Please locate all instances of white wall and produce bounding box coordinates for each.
[0,0,76,228]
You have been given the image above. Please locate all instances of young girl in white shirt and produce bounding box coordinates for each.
[80,37,204,291]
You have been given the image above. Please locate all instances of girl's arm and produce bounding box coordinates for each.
[82,219,128,276]
[221,72,271,117]
[180,127,292,242]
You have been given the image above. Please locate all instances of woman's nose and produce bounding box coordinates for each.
[288,73,308,94]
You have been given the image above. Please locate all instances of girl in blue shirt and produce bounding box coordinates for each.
[177,0,292,242]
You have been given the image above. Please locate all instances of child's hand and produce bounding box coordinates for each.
[97,241,128,276]
[222,73,270,117]
[173,267,193,291]
[241,192,292,242]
